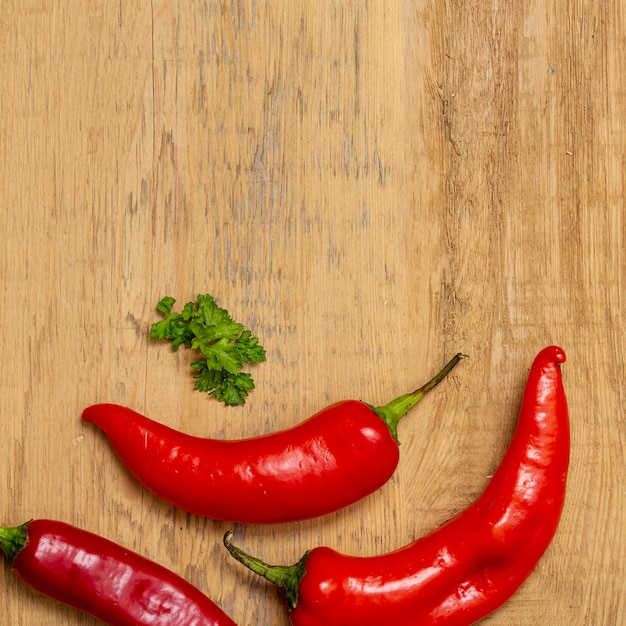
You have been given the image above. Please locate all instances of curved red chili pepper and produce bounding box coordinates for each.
[82,354,464,524]
[224,346,570,625]
[0,519,236,625]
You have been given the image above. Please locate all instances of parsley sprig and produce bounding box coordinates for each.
[150,294,266,406]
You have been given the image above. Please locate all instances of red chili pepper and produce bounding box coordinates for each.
[224,346,570,625]
[0,519,236,626]
[82,354,465,524]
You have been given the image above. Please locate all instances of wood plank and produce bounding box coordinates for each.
[0,1,623,624]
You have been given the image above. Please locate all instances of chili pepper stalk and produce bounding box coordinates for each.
[371,352,466,443]
[224,531,307,610]
[0,521,30,564]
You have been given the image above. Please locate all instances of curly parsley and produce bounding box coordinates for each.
[150,294,266,406]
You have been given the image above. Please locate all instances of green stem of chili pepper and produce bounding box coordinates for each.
[371,352,467,443]
[224,531,306,611]
[0,521,30,564]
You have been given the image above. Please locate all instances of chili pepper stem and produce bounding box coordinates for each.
[223,531,308,611]
[372,353,467,443]
[0,521,30,565]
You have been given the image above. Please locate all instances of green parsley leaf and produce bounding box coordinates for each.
[150,294,266,406]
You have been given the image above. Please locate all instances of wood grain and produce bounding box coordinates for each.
[0,1,624,624]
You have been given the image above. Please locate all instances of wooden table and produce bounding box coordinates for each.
[1,2,623,624]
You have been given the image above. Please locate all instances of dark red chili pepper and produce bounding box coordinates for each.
[82,354,464,524]
[224,346,570,625]
[0,518,236,626]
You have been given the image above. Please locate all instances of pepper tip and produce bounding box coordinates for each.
[541,345,566,365]
[81,406,94,423]
[552,346,566,364]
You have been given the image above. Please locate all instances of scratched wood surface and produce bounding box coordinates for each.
[0,2,624,624]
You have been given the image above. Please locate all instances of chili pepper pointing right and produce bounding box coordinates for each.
[224,346,570,625]
[82,353,465,524]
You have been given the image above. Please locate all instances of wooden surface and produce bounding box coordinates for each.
[1,2,624,624]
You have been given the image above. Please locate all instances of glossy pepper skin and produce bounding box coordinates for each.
[0,519,236,626]
[225,346,570,625]
[82,354,464,524]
